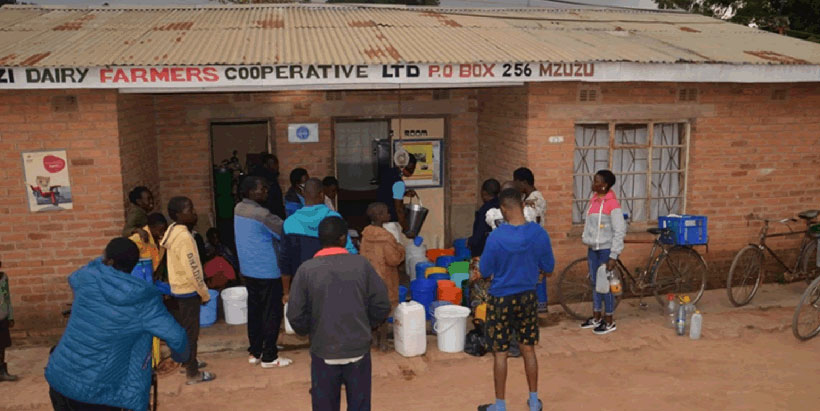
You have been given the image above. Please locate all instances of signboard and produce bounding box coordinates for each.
[394,140,442,188]
[1,62,818,91]
[22,150,73,212]
[288,123,318,143]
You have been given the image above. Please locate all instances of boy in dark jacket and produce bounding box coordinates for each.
[0,261,17,382]
[476,188,555,411]
[287,216,390,411]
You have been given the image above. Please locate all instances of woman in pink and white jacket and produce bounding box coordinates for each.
[580,170,626,335]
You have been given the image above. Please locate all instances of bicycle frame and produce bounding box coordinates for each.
[753,220,811,275]
[618,236,675,292]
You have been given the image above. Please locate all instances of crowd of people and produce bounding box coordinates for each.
[0,147,628,411]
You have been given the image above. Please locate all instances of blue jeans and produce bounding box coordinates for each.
[588,248,615,315]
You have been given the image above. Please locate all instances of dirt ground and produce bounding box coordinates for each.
[2,283,819,411]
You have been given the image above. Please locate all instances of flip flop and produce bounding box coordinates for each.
[477,405,494,411]
[186,371,216,385]
[528,399,543,411]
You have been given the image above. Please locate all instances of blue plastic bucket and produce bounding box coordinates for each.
[436,255,458,268]
[415,262,435,281]
[200,289,219,328]
[428,273,450,282]
[429,300,452,334]
[410,279,437,320]
[536,276,548,313]
[399,285,408,303]
[131,259,153,284]
[453,238,468,250]
[455,249,471,261]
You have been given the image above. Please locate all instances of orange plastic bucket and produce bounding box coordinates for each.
[437,283,462,305]
[426,248,455,262]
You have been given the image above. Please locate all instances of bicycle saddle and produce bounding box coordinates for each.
[798,210,819,220]
[646,227,672,235]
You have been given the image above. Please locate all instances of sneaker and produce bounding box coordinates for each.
[593,321,617,335]
[580,317,601,329]
[249,356,261,365]
[261,357,293,368]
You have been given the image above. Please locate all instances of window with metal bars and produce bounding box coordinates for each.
[572,122,688,224]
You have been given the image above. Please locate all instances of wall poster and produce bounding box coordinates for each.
[394,139,442,188]
[22,150,73,212]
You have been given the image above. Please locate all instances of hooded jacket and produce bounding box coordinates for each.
[45,259,188,411]
[234,198,283,279]
[160,223,210,300]
[359,225,405,308]
[479,222,555,297]
[280,204,357,276]
[581,191,627,260]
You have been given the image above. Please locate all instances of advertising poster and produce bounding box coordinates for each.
[403,141,434,180]
[22,150,73,212]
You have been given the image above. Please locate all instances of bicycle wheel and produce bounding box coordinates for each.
[651,246,708,307]
[792,275,820,341]
[557,257,623,320]
[726,245,764,307]
[798,239,818,284]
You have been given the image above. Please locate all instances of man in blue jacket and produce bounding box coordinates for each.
[281,178,357,298]
[475,188,554,411]
[46,238,188,411]
[234,176,292,369]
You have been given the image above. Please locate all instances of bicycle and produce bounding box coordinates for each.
[557,227,708,320]
[726,210,819,307]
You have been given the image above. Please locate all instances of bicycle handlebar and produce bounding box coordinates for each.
[746,213,797,224]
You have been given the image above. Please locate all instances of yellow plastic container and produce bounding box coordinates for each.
[424,266,448,278]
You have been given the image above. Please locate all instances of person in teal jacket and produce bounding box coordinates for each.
[46,238,189,411]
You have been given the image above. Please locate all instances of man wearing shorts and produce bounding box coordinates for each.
[475,188,555,411]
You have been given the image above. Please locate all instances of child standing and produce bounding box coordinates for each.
[0,262,18,382]
[160,197,215,385]
[359,202,405,352]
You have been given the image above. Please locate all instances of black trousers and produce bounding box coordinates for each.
[170,295,201,378]
[310,352,372,411]
[244,276,283,362]
[49,386,122,411]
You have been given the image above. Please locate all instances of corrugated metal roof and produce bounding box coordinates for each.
[1,4,819,67]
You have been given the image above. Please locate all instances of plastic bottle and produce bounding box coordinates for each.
[675,304,686,336]
[608,273,623,297]
[666,294,677,329]
[689,310,702,340]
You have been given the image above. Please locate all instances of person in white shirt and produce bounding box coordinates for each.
[514,167,546,227]
[322,176,338,212]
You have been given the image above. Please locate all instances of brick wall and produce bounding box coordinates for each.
[477,86,530,186]
[117,93,159,210]
[522,82,820,291]
[0,89,125,331]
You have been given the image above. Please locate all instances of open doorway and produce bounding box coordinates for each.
[210,120,271,250]
[334,120,390,233]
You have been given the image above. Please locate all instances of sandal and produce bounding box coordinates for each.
[528,399,543,411]
[186,371,216,385]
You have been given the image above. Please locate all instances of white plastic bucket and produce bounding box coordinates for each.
[221,286,248,325]
[433,305,471,353]
[283,302,294,334]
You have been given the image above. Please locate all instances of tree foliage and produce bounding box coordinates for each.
[654,0,820,41]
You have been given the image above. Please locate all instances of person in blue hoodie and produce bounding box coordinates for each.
[234,176,292,369]
[46,238,189,411]
[475,188,554,411]
[281,178,357,299]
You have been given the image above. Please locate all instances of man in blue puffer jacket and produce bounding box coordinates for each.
[46,238,189,411]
